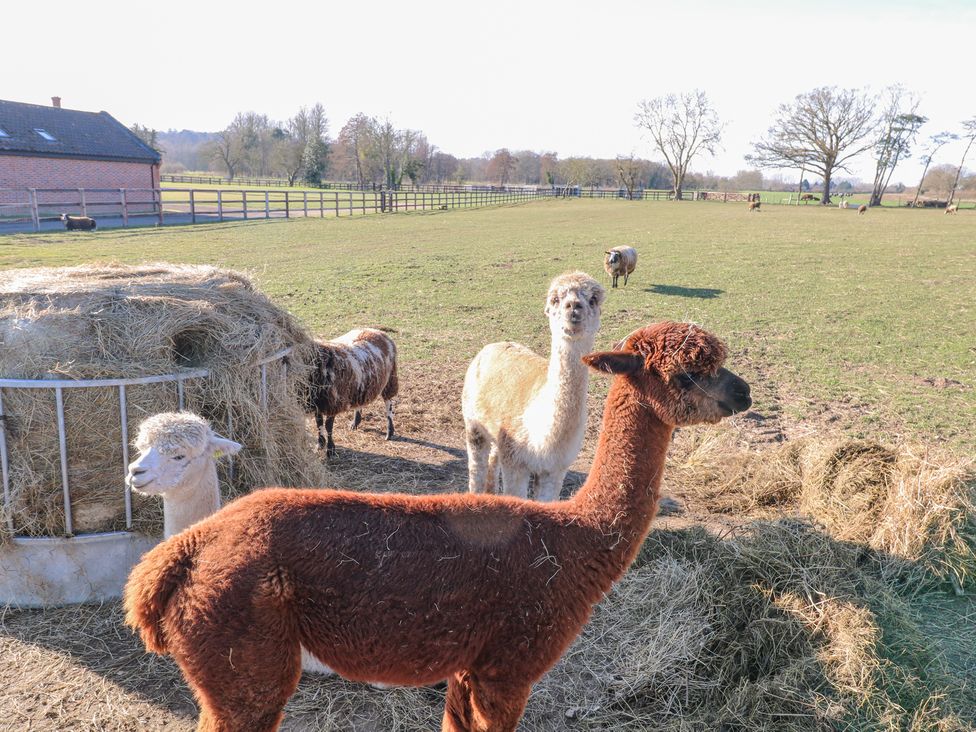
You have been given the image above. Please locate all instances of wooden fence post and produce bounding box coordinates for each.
[157,188,164,225]
[303,191,308,217]
[217,190,223,222]
[243,191,249,220]
[79,188,87,216]
[189,189,195,224]
[265,191,270,219]
[29,188,39,232]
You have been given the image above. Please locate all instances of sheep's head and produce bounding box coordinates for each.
[605,250,621,266]
[544,271,605,342]
[584,321,751,426]
[127,412,241,497]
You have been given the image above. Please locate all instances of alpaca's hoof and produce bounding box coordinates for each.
[349,411,362,430]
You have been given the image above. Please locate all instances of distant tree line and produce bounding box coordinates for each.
[132,94,975,204]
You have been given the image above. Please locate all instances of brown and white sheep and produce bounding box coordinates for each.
[748,200,761,212]
[858,204,868,215]
[603,245,637,288]
[306,328,398,459]
[124,320,751,732]
[945,204,958,215]
[60,213,97,230]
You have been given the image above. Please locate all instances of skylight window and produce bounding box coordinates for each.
[34,128,56,141]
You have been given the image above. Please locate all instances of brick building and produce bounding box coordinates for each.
[0,97,161,213]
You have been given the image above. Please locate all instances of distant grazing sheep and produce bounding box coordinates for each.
[945,204,958,215]
[748,200,761,212]
[603,245,638,288]
[800,193,820,202]
[60,213,96,231]
[858,205,868,215]
[839,201,849,209]
[306,328,399,459]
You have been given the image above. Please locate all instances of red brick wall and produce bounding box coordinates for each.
[0,156,160,214]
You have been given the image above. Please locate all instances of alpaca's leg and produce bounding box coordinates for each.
[499,461,530,500]
[465,424,491,493]
[612,273,618,288]
[315,412,326,450]
[325,415,336,459]
[349,410,362,430]
[484,445,500,494]
[534,470,567,502]
[442,671,531,732]
[623,271,629,286]
[185,643,301,732]
[384,399,395,440]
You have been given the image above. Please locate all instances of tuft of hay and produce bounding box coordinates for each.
[0,263,325,539]
[669,431,976,592]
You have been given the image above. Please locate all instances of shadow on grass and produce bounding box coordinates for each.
[646,284,724,299]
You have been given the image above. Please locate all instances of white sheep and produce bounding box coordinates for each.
[603,245,638,288]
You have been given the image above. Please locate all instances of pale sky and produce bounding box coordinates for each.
[3,0,974,184]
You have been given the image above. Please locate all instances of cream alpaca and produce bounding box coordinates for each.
[462,271,604,501]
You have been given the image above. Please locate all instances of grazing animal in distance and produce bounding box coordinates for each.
[603,245,638,288]
[858,204,868,215]
[945,204,958,215]
[306,328,398,459]
[749,200,761,212]
[463,272,604,501]
[60,213,96,230]
[124,320,752,732]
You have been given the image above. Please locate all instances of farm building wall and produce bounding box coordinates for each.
[0,155,160,212]
[0,155,159,190]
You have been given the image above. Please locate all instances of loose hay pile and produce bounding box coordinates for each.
[668,430,976,592]
[0,263,325,539]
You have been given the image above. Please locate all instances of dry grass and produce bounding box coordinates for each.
[0,263,326,539]
[667,427,976,593]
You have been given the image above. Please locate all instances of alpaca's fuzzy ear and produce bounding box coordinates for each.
[583,351,644,375]
[208,435,242,460]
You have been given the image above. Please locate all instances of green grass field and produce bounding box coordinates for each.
[2,198,975,729]
[2,198,973,450]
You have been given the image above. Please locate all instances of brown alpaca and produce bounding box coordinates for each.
[858,204,868,215]
[124,321,751,732]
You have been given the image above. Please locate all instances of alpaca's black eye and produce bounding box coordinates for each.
[173,454,186,461]
[675,373,694,389]
[589,295,599,307]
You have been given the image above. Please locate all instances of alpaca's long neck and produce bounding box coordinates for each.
[162,464,221,539]
[570,376,673,572]
[536,334,593,424]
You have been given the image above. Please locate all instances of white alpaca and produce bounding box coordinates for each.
[126,412,242,539]
[125,412,340,677]
[462,271,605,502]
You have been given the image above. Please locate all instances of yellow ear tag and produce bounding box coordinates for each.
[214,450,223,459]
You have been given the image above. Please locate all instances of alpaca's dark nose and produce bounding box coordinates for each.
[731,381,752,411]
[131,467,146,476]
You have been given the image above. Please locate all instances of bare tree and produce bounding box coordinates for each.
[869,86,926,206]
[616,154,641,199]
[946,117,976,206]
[910,131,957,207]
[635,90,723,201]
[747,87,877,205]
[486,149,517,186]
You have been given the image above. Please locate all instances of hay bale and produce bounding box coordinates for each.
[0,263,325,539]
